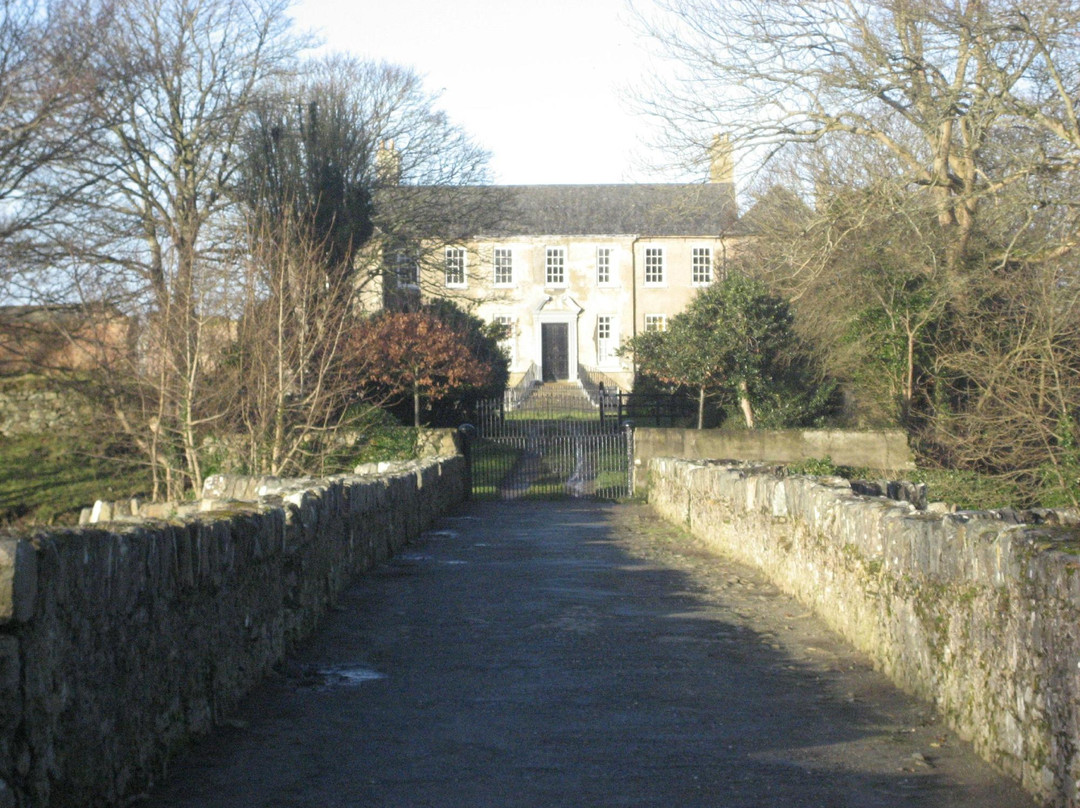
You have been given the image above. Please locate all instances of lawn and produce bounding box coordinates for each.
[469,441,524,498]
[468,435,629,500]
[0,432,153,527]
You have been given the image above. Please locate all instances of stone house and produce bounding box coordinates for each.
[373,148,744,393]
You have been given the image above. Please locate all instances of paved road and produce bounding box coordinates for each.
[147,500,1035,808]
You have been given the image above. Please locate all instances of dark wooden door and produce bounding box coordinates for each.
[541,323,569,381]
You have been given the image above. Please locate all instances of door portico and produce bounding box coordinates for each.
[534,294,583,383]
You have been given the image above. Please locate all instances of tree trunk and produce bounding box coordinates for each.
[697,386,706,430]
[738,380,755,429]
[413,387,421,428]
[903,324,916,423]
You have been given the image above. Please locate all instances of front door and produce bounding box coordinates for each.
[541,323,569,381]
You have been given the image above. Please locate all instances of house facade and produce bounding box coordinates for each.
[407,177,742,392]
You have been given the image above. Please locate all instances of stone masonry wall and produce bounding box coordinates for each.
[0,456,467,808]
[648,458,1080,808]
[632,428,915,489]
[0,382,89,437]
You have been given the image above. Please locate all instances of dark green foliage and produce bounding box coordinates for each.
[839,274,941,426]
[241,94,375,274]
[623,274,837,428]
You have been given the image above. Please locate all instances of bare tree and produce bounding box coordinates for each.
[929,254,1080,507]
[229,55,501,467]
[16,0,305,499]
[632,1,1080,503]
[222,208,382,477]
[634,0,1080,272]
[0,0,106,249]
[239,55,496,310]
[736,146,950,426]
[3,2,504,500]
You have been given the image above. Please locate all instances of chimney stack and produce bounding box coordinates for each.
[708,133,734,184]
[376,139,402,185]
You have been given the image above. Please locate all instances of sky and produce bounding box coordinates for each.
[292,0,674,185]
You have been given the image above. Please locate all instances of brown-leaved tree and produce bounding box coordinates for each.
[343,308,504,428]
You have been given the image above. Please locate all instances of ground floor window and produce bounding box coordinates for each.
[390,250,418,286]
[493,315,515,363]
[596,315,617,365]
[644,314,667,332]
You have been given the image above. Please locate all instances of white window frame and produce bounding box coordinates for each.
[596,247,612,286]
[390,250,418,287]
[692,246,713,286]
[493,247,513,287]
[545,247,566,287]
[596,314,618,366]
[444,247,466,288]
[493,314,515,365]
[644,246,665,286]
[644,314,667,333]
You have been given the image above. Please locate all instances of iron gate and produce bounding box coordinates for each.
[465,385,633,500]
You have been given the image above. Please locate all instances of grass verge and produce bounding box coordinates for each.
[0,432,152,527]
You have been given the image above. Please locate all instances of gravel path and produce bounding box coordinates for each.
[146,500,1036,807]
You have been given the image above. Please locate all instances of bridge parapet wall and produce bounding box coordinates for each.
[0,456,466,808]
[633,428,915,488]
[649,457,1080,808]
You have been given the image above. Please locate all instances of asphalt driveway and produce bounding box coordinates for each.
[146,500,1035,808]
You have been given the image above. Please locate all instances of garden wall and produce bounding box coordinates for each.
[0,379,90,437]
[648,457,1080,807]
[633,428,914,492]
[0,456,467,808]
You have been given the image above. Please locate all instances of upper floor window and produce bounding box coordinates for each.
[545,247,566,286]
[644,247,665,285]
[644,314,667,332]
[692,247,713,285]
[596,247,611,285]
[445,247,466,287]
[493,248,513,286]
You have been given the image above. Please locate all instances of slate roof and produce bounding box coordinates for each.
[482,183,738,237]
[378,183,741,240]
